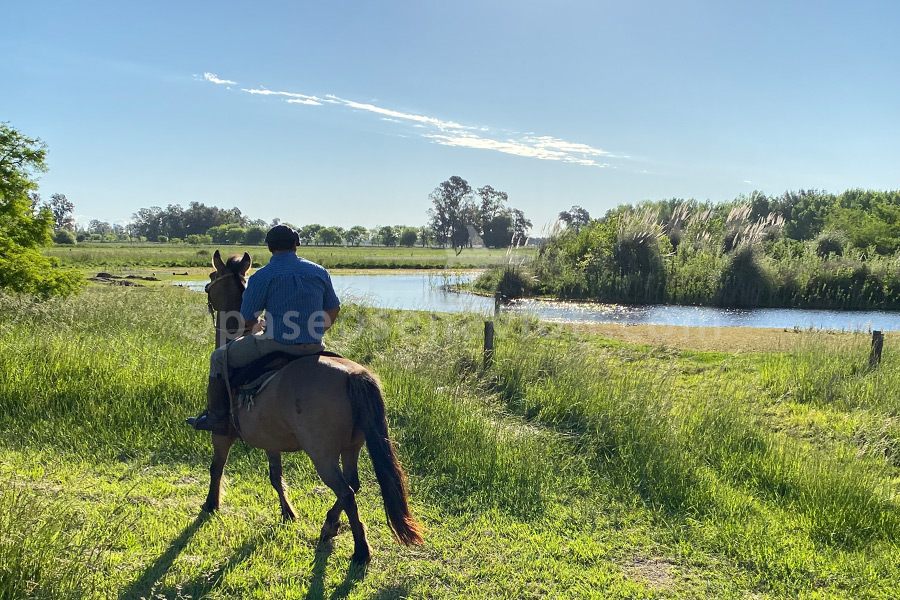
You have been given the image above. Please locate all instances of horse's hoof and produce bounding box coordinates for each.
[282,510,297,522]
[350,546,372,565]
[319,521,340,541]
[201,501,218,513]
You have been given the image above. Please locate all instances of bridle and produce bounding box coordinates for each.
[205,270,247,327]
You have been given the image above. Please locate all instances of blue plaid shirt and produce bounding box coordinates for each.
[239,252,341,344]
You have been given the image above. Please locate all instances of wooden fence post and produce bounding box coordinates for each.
[483,320,495,369]
[870,330,884,368]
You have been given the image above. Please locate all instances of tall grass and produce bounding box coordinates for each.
[2,286,900,596]
[0,484,128,599]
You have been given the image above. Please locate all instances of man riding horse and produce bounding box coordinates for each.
[186,224,341,435]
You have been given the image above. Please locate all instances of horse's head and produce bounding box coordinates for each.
[207,250,251,346]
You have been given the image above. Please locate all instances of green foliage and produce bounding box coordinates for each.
[529,190,900,309]
[612,210,669,303]
[316,226,343,246]
[343,225,368,246]
[243,226,267,245]
[474,264,535,299]
[185,233,212,245]
[377,225,398,246]
[481,213,513,248]
[207,224,246,244]
[52,228,76,245]
[717,245,772,307]
[399,227,418,247]
[815,229,848,258]
[0,124,83,297]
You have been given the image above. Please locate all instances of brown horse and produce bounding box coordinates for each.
[200,250,422,564]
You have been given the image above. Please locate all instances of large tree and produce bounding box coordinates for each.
[377,225,398,247]
[399,227,418,247]
[558,205,591,232]
[482,213,514,248]
[0,123,82,296]
[476,185,508,232]
[317,227,343,246]
[510,208,532,246]
[428,176,475,254]
[344,225,368,246]
[49,193,75,231]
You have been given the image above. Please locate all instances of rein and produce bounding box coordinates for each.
[206,267,249,437]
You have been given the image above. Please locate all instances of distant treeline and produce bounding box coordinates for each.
[481,189,900,310]
[74,202,427,247]
[76,180,534,250]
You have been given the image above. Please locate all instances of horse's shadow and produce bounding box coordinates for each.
[116,512,369,600]
[304,539,365,600]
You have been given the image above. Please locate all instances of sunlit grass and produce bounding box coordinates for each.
[2,285,900,598]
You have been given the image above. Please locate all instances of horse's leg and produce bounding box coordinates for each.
[266,451,297,521]
[313,457,371,564]
[320,446,362,541]
[202,433,236,512]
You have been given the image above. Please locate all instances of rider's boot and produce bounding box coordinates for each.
[186,377,231,436]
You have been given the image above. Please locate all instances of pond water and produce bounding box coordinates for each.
[178,272,900,332]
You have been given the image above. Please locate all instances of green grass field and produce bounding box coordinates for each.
[45,242,531,270]
[3,284,900,598]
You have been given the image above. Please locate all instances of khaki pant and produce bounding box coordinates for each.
[209,332,325,379]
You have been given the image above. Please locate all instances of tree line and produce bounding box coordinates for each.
[54,175,535,251]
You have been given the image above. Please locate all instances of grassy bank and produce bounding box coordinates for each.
[2,285,900,598]
[45,243,530,270]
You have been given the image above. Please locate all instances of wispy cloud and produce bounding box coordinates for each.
[200,73,621,167]
[424,132,609,166]
[329,95,472,131]
[241,87,323,105]
[203,72,236,85]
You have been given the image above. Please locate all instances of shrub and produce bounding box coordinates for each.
[243,226,266,245]
[186,234,212,245]
[718,244,772,307]
[52,229,76,245]
[815,230,848,258]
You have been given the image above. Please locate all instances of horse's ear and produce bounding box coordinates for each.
[239,252,251,275]
[213,249,226,271]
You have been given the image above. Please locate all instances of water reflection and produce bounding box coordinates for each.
[177,272,900,332]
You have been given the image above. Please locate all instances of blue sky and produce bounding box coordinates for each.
[3,1,898,232]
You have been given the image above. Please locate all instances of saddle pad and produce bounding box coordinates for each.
[231,350,346,410]
[231,350,344,388]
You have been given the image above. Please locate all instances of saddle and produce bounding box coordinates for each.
[228,350,343,434]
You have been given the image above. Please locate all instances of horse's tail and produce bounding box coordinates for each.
[347,370,423,546]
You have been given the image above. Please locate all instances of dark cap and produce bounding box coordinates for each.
[265,225,300,248]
